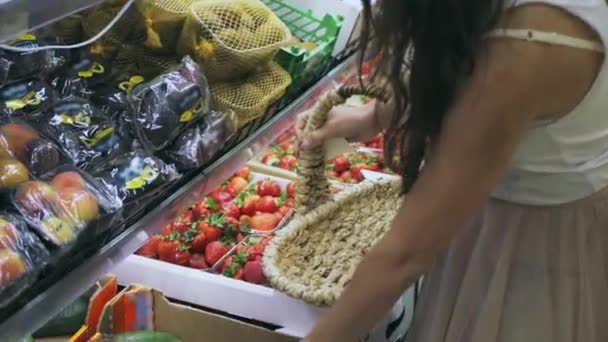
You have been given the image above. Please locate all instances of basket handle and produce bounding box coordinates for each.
[295,84,388,215]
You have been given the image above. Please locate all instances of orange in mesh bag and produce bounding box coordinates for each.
[178,0,292,82]
[210,61,291,127]
[135,0,193,53]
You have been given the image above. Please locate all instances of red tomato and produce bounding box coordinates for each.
[191,233,208,252]
[333,156,350,173]
[279,155,297,170]
[220,202,240,219]
[286,181,295,198]
[226,176,248,198]
[250,213,279,231]
[136,235,161,258]
[158,240,180,262]
[241,194,260,216]
[235,167,250,180]
[189,253,208,269]
[255,196,278,213]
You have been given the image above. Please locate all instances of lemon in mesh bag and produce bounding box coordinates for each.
[178,0,292,82]
[82,4,143,61]
[210,61,291,127]
[135,0,193,54]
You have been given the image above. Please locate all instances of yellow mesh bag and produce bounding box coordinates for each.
[210,61,291,127]
[178,0,292,82]
[82,5,140,45]
[135,0,193,54]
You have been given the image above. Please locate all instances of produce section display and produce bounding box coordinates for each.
[135,167,295,283]
[0,0,389,338]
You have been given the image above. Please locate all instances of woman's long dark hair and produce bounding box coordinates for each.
[361,0,505,192]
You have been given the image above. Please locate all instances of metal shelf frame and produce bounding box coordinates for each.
[0,0,107,42]
[0,54,360,341]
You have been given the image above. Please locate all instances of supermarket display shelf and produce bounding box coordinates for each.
[0,53,359,341]
[0,0,106,42]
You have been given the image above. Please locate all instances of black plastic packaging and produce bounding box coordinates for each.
[40,97,124,170]
[164,111,236,171]
[93,149,180,206]
[0,79,56,120]
[0,34,54,85]
[50,53,112,98]
[128,56,210,152]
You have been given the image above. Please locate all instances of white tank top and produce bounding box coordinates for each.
[491,0,608,205]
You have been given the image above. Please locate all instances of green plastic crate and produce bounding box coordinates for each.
[260,0,343,97]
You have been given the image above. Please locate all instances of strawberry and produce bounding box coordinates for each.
[325,170,338,178]
[234,269,245,280]
[225,216,239,227]
[173,249,191,266]
[161,223,174,236]
[279,155,297,170]
[261,154,280,167]
[365,162,381,172]
[278,141,295,155]
[222,250,249,278]
[205,241,229,266]
[220,201,240,219]
[339,170,354,183]
[286,181,295,198]
[158,239,180,262]
[236,233,245,243]
[192,200,210,219]
[250,213,279,231]
[285,198,295,208]
[240,194,260,216]
[278,205,291,217]
[351,165,365,182]
[235,167,250,180]
[239,215,251,226]
[255,196,278,213]
[333,156,350,173]
[226,176,248,198]
[210,191,232,204]
[243,260,267,284]
[257,180,281,197]
[189,253,208,269]
[200,221,222,242]
[136,235,161,258]
[190,233,208,252]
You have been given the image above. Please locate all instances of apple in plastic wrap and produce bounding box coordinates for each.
[56,188,100,224]
[0,159,29,188]
[15,181,58,218]
[0,249,27,287]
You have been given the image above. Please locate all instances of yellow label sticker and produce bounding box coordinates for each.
[117,75,144,94]
[79,127,114,148]
[125,165,159,190]
[56,112,92,127]
[179,99,204,123]
[5,91,41,110]
[77,62,105,78]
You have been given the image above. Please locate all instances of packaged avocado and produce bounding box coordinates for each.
[40,97,124,170]
[163,110,236,171]
[128,56,210,152]
[0,34,55,85]
[0,79,56,120]
[93,149,180,206]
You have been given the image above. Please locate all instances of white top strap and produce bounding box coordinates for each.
[486,28,605,53]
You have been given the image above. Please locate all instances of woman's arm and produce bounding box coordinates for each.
[305,9,603,342]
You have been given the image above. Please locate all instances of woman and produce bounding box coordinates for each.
[297,0,608,341]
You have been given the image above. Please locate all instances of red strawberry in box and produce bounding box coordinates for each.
[221,236,272,284]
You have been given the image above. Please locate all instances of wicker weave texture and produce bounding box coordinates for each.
[263,85,403,306]
[264,179,402,306]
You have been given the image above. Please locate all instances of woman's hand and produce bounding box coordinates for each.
[295,101,380,150]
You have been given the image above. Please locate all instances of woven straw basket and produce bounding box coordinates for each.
[178,0,292,82]
[263,85,403,306]
[210,61,291,128]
